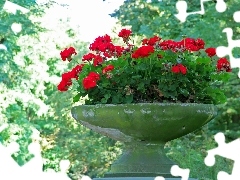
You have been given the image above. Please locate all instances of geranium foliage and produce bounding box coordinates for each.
[58,29,231,105]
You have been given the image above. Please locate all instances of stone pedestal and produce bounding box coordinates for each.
[103,143,175,178]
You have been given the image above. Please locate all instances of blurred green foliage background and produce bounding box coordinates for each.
[0,0,239,179]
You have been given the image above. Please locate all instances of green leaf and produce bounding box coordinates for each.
[73,93,81,102]
[220,72,231,82]
[137,82,145,92]
[112,94,123,104]
[180,88,189,97]
[101,98,108,104]
[124,94,133,103]
[196,57,211,64]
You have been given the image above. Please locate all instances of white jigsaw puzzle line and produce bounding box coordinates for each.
[0,1,30,51]
[233,11,240,23]
[175,0,240,78]
[0,125,92,179]
[155,165,190,180]
[216,27,240,78]
[2,0,29,14]
[0,127,84,180]
[204,132,240,180]
[171,165,190,180]
[175,0,227,23]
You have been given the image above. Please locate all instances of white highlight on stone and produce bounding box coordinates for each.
[175,0,227,23]
[204,132,240,180]
[11,23,22,34]
[216,28,240,78]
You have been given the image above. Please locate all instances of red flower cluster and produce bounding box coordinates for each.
[159,38,205,52]
[142,36,161,46]
[93,55,103,67]
[171,64,187,75]
[88,35,124,58]
[89,34,113,52]
[82,53,96,61]
[160,40,181,51]
[118,29,132,42]
[58,64,84,91]
[60,47,77,61]
[205,48,216,57]
[57,28,232,95]
[82,53,104,66]
[83,72,100,90]
[217,58,231,72]
[132,45,154,59]
[102,64,114,74]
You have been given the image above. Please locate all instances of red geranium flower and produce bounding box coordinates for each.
[172,65,180,73]
[195,38,205,49]
[103,52,112,58]
[118,29,132,39]
[132,45,154,59]
[71,64,85,80]
[57,80,72,92]
[88,72,100,81]
[57,64,85,91]
[93,55,103,66]
[102,64,114,74]
[82,76,97,90]
[171,64,187,75]
[160,40,177,50]
[142,36,161,46]
[57,72,73,92]
[179,38,205,52]
[60,47,77,61]
[217,58,231,72]
[111,46,125,57]
[82,53,96,61]
[178,64,187,75]
[89,34,112,52]
[82,72,100,90]
[205,48,216,57]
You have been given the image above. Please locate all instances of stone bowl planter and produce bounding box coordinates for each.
[71,103,217,179]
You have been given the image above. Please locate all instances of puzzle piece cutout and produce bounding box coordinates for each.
[175,0,240,77]
[155,165,190,180]
[175,0,227,23]
[0,1,29,51]
[204,132,240,180]
[233,11,240,23]
[0,124,74,180]
[216,27,240,78]
[2,0,29,14]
